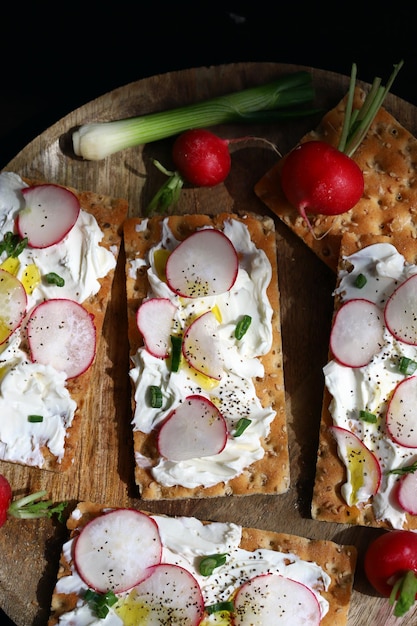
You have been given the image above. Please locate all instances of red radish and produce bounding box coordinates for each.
[136,297,177,358]
[125,563,204,625]
[329,299,384,367]
[330,426,381,504]
[157,395,227,461]
[233,573,321,625]
[0,268,27,345]
[165,228,238,298]
[397,469,417,515]
[280,140,364,234]
[182,311,224,380]
[386,377,417,447]
[74,508,162,593]
[0,475,12,527]
[172,128,231,187]
[385,274,417,345]
[17,183,80,248]
[27,298,96,379]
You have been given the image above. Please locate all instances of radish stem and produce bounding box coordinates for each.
[72,72,316,160]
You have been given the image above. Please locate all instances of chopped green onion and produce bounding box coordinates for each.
[0,232,28,257]
[235,315,252,339]
[205,601,235,615]
[338,60,403,157]
[149,385,163,408]
[354,273,367,288]
[170,335,182,372]
[199,553,228,576]
[388,461,417,475]
[399,356,417,376]
[359,409,377,423]
[84,589,117,618]
[234,417,252,437]
[45,272,65,287]
[28,414,43,423]
[72,72,316,160]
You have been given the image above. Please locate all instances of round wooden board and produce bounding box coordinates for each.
[1,62,416,625]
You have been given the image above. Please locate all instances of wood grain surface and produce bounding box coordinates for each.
[1,62,416,625]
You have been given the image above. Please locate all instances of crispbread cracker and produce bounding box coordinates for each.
[255,87,417,272]
[312,232,417,530]
[124,212,289,499]
[48,502,357,626]
[4,177,128,471]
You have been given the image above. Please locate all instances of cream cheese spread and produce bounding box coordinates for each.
[129,218,276,488]
[54,510,330,625]
[324,242,417,529]
[0,171,117,467]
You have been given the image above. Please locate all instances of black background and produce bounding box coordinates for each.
[1,2,417,624]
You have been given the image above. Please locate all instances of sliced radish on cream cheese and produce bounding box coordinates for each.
[157,394,228,461]
[74,509,162,593]
[182,311,224,380]
[385,274,417,344]
[233,573,321,625]
[397,469,417,515]
[27,298,96,379]
[330,299,384,367]
[119,563,204,625]
[136,297,178,358]
[165,228,238,297]
[386,376,417,447]
[0,268,27,344]
[330,425,381,505]
[18,184,80,248]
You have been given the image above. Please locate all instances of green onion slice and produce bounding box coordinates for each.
[399,356,417,376]
[234,417,252,437]
[28,414,43,423]
[359,410,377,423]
[149,385,163,408]
[84,589,117,618]
[205,601,235,615]
[235,315,252,340]
[170,335,182,372]
[45,272,65,287]
[354,273,367,288]
[199,553,228,576]
[388,461,417,476]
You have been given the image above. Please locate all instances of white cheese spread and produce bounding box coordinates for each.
[129,218,276,488]
[54,510,330,625]
[0,171,117,467]
[324,242,417,529]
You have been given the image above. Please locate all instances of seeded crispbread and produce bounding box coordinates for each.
[312,231,417,530]
[124,212,289,499]
[254,87,417,273]
[48,501,357,626]
[4,177,128,471]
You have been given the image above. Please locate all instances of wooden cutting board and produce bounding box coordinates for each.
[1,62,416,625]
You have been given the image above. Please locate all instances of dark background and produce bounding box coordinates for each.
[1,2,417,624]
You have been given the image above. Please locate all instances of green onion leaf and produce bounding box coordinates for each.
[28,414,43,423]
[72,72,316,161]
[235,315,252,340]
[399,356,417,376]
[149,385,163,408]
[45,272,65,287]
[199,553,228,576]
[170,335,182,372]
[388,461,417,476]
[84,589,117,618]
[359,409,377,423]
[0,232,28,258]
[354,273,367,288]
[234,417,252,437]
[206,601,235,615]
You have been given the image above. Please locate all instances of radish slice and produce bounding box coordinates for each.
[233,573,321,625]
[157,394,228,461]
[74,509,162,593]
[27,298,96,379]
[386,376,417,447]
[17,184,80,248]
[330,298,384,367]
[385,274,417,344]
[136,297,177,358]
[165,228,238,298]
[397,469,417,515]
[0,268,27,344]
[330,426,381,504]
[183,311,224,380]
[121,564,204,625]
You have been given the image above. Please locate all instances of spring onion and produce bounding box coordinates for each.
[234,417,252,437]
[84,589,118,618]
[45,272,65,287]
[388,461,417,476]
[149,385,163,408]
[235,315,252,339]
[72,72,317,160]
[199,553,228,576]
[28,414,43,423]
[354,273,367,288]
[399,356,417,376]
[359,409,377,423]
[170,335,182,372]
[206,601,235,615]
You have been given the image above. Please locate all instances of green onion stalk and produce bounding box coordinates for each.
[72,72,319,161]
